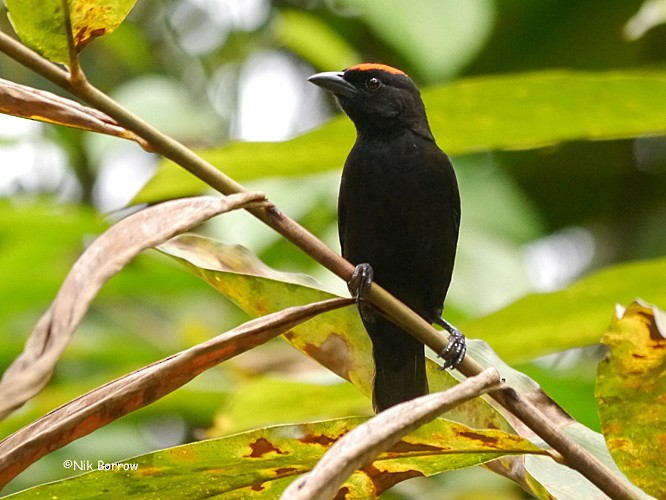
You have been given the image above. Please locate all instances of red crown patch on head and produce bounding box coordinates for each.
[348,63,406,76]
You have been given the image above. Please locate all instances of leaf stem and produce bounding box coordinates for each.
[60,0,80,78]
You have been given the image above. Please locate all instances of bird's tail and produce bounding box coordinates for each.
[363,312,428,412]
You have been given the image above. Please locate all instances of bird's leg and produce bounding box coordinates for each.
[348,263,374,301]
[434,317,466,369]
[349,264,466,369]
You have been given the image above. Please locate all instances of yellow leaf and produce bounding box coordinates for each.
[596,300,666,498]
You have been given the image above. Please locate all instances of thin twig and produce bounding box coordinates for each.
[0,29,639,500]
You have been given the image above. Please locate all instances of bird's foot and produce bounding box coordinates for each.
[434,317,466,369]
[348,263,374,301]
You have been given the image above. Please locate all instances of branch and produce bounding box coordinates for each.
[282,368,504,500]
[0,297,354,488]
[0,29,639,499]
[0,29,447,383]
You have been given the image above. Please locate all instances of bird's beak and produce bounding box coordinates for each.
[308,71,357,98]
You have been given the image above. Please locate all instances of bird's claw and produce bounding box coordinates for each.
[348,263,374,301]
[434,318,466,370]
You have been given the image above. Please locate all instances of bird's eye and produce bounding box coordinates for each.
[365,77,382,91]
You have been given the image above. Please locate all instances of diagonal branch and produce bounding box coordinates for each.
[0,29,639,499]
[0,30,449,374]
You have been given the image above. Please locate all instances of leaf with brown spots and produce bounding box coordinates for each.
[158,234,513,431]
[6,0,136,64]
[247,438,288,458]
[162,235,630,499]
[0,293,351,488]
[596,300,666,499]
[4,417,545,499]
[281,369,545,500]
[158,233,375,395]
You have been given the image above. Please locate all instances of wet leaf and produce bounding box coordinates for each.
[596,300,666,499]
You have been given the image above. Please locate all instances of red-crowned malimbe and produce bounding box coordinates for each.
[308,63,466,412]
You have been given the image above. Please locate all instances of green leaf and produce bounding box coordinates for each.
[274,9,359,71]
[466,340,649,498]
[158,234,512,433]
[596,300,666,499]
[462,257,666,363]
[8,418,544,499]
[159,233,373,393]
[159,235,642,499]
[342,0,495,82]
[0,199,105,333]
[526,424,650,500]
[207,378,370,437]
[133,70,666,204]
[6,0,137,64]
[516,361,601,432]
[133,121,353,203]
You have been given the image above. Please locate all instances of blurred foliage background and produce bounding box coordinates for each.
[1,0,665,497]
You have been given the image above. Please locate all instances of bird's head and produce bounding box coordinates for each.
[308,63,433,140]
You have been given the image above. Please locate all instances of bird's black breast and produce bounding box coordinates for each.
[338,131,460,320]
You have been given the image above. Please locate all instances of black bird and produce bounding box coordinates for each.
[308,63,466,412]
